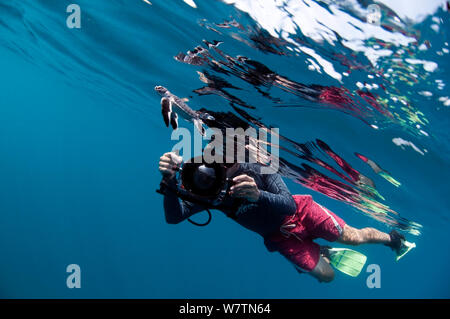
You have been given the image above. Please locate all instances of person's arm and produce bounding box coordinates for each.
[230,171,297,216]
[256,173,297,216]
[163,179,204,224]
[159,151,204,224]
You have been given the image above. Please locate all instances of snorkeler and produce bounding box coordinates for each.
[158,150,414,283]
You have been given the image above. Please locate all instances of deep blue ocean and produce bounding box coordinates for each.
[0,0,449,298]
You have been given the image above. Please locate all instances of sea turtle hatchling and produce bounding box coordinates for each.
[155,85,214,135]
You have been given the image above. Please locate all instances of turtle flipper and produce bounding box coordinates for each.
[194,119,206,136]
[161,97,172,127]
[170,111,178,130]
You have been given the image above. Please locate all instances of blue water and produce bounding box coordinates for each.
[0,0,449,298]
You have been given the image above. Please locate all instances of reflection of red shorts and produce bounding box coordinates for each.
[264,195,346,272]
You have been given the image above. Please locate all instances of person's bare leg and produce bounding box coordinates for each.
[302,256,335,283]
[337,224,391,246]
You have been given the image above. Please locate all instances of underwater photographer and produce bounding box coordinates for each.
[156,94,415,282]
[157,128,414,283]
[158,145,297,238]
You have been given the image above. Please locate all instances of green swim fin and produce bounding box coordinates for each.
[328,248,367,277]
[396,240,416,261]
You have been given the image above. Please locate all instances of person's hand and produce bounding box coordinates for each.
[159,152,182,179]
[229,174,260,202]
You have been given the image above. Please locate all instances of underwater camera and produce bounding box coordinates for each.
[156,156,234,226]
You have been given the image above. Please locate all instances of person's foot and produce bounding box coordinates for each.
[385,230,405,253]
[385,230,416,260]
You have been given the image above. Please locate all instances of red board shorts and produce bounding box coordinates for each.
[264,195,346,272]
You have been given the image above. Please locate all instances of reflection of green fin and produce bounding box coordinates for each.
[396,241,416,261]
[328,248,367,277]
[379,171,401,187]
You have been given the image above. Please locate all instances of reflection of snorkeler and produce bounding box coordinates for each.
[158,148,413,283]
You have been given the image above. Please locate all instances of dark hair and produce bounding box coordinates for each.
[198,109,254,165]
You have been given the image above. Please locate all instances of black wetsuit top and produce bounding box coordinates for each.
[163,163,297,237]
